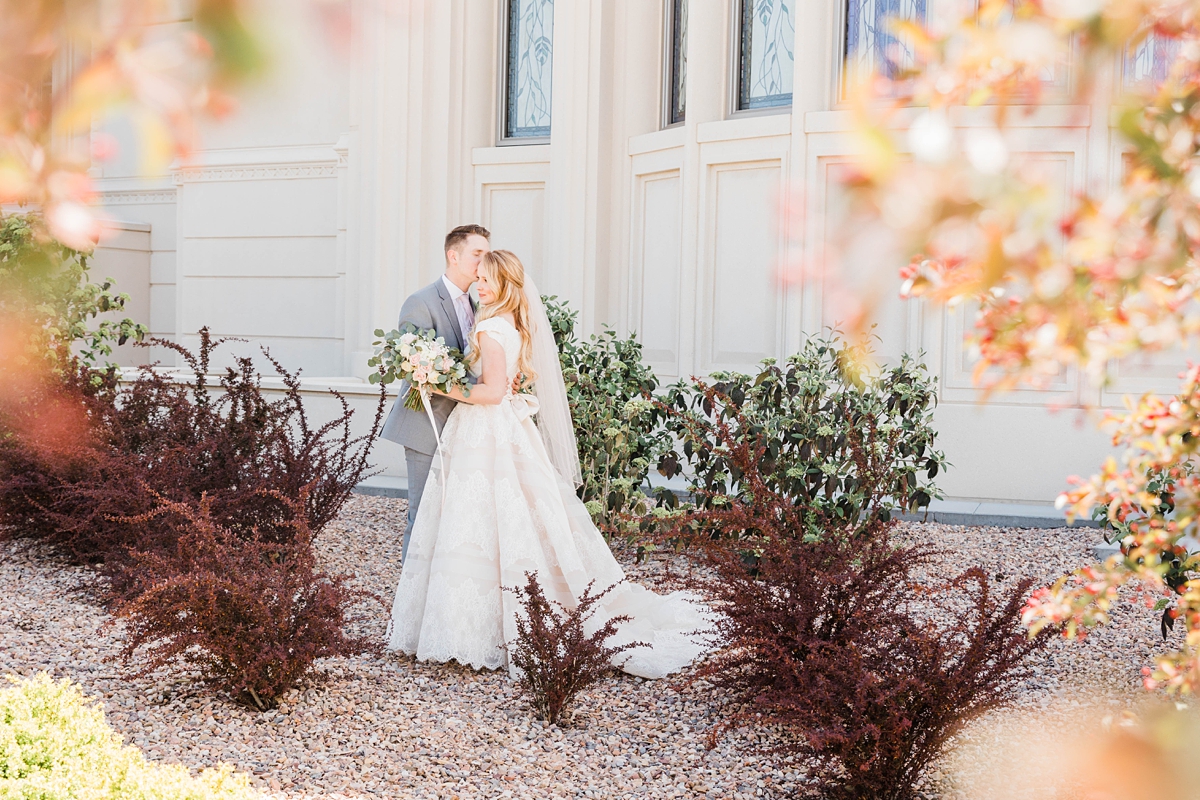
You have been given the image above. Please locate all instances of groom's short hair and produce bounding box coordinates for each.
[445,224,491,254]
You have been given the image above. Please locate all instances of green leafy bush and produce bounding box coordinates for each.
[0,673,257,799]
[542,296,671,531]
[1088,465,1193,639]
[657,334,947,539]
[0,212,146,375]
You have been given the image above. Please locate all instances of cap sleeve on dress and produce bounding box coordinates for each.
[473,318,507,337]
[473,318,516,346]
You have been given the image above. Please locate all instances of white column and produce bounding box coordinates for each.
[544,0,606,332]
[676,0,729,379]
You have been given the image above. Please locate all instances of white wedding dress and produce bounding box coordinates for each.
[386,316,709,678]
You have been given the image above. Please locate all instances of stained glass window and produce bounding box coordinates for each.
[666,0,687,125]
[843,0,927,85]
[981,3,1063,88]
[736,0,796,111]
[505,0,553,140]
[1123,31,1182,90]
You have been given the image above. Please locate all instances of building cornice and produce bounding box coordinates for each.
[173,162,338,185]
[98,189,177,205]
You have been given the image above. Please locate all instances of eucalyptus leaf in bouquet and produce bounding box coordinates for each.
[368,323,470,411]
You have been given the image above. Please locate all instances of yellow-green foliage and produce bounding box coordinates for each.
[0,674,258,800]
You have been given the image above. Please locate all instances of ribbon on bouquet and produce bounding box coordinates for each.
[418,387,449,508]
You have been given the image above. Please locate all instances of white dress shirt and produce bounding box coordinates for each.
[441,274,475,351]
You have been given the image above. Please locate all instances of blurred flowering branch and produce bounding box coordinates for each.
[838,0,1200,692]
[842,0,1200,387]
[0,0,266,250]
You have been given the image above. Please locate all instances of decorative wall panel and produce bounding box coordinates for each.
[632,171,683,374]
[936,151,1082,405]
[482,183,546,285]
[703,162,782,372]
[176,163,341,375]
[819,157,916,365]
[1100,346,1200,407]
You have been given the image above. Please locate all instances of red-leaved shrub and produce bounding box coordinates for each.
[113,494,378,710]
[0,328,384,570]
[508,572,646,725]
[664,382,1048,800]
[0,358,119,561]
[0,330,386,708]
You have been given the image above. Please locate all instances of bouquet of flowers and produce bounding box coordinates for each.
[368,323,471,411]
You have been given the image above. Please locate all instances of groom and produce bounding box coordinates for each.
[379,223,491,562]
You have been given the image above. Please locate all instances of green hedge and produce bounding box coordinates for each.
[657,334,946,539]
[0,213,146,377]
[0,674,257,800]
[543,296,672,531]
[543,297,946,544]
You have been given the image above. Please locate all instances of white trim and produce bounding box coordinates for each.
[804,104,1093,134]
[726,0,743,117]
[472,144,552,165]
[628,125,687,156]
[173,163,338,184]
[99,189,177,205]
[101,220,152,233]
[183,144,339,168]
[698,113,790,143]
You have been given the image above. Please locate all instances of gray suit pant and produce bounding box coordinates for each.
[402,448,435,563]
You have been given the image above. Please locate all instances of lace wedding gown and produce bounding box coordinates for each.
[386,317,709,678]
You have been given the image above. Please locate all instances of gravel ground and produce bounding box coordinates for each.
[0,495,1173,799]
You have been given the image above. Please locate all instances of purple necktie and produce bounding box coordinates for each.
[456,294,475,335]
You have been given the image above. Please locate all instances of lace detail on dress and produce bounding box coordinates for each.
[387,316,711,679]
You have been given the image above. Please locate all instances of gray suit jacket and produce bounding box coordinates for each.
[378,278,475,455]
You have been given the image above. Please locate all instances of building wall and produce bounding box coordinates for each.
[91,0,1185,503]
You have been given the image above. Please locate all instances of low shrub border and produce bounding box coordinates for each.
[0,329,386,709]
[0,673,259,799]
[664,382,1048,800]
[507,572,645,726]
[656,334,947,539]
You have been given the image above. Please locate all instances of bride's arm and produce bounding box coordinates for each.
[436,332,507,405]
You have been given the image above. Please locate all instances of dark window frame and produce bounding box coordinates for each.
[664,0,687,126]
[501,0,553,143]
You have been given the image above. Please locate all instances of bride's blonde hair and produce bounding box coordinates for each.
[470,249,537,387]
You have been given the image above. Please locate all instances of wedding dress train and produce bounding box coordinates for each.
[386,317,708,678]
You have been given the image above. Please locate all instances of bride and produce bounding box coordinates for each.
[386,249,708,679]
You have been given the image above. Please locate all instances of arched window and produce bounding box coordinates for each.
[735,0,796,112]
[502,0,554,142]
